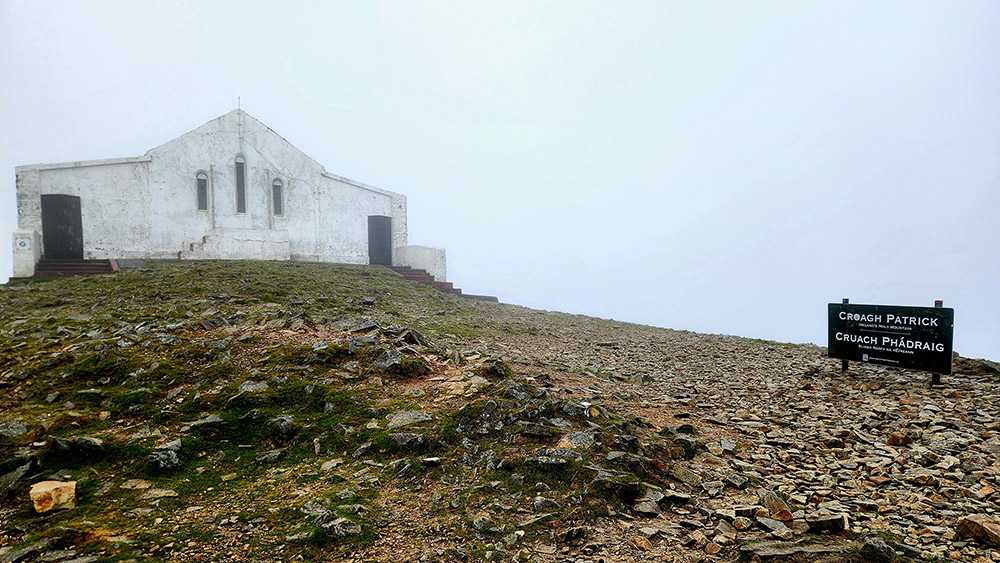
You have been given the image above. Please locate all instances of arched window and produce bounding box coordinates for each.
[196,172,209,211]
[235,156,246,214]
[272,179,284,216]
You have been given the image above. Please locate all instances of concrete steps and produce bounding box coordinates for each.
[35,259,119,277]
[384,266,498,302]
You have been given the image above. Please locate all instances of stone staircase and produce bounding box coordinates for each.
[384,266,498,302]
[35,259,119,277]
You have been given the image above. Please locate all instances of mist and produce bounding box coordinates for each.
[2,1,997,360]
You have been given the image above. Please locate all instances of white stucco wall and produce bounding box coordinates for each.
[11,110,425,276]
[395,245,446,282]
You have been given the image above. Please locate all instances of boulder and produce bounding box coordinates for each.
[29,481,77,513]
[148,449,180,470]
[0,418,27,438]
[955,514,1000,547]
[387,411,432,429]
[806,513,850,534]
[320,517,362,538]
[762,491,793,521]
[858,536,897,563]
[269,415,296,435]
[373,347,402,371]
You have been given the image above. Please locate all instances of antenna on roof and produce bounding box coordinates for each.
[238,96,241,110]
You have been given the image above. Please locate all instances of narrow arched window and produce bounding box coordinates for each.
[272,179,284,216]
[196,172,209,211]
[235,156,246,213]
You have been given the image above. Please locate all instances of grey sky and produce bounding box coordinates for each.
[2,1,998,360]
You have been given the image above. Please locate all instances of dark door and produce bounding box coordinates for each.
[40,194,84,259]
[368,215,392,266]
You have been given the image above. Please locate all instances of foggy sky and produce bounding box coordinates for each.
[2,1,998,360]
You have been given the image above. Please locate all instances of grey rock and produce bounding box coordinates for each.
[337,317,379,333]
[155,439,182,452]
[352,442,372,458]
[38,550,78,562]
[300,501,330,516]
[388,433,426,450]
[633,489,664,516]
[672,434,700,456]
[348,337,377,354]
[723,473,749,490]
[148,449,180,470]
[806,513,849,533]
[320,517,362,538]
[269,415,296,435]
[72,437,104,455]
[562,432,594,448]
[472,514,496,531]
[387,410,432,429]
[739,541,847,558]
[0,462,32,499]
[561,401,590,418]
[524,456,567,466]
[521,423,557,437]
[548,417,573,430]
[538,447,581,460]
[670,464,703,487]
[757,517,794,540]
[638,526,661,538]
[720,437,737,452]
[614,434,640,450]
[503,382,535,401]
[342,504,369,517]
[373,347,401,371]
[255,449,284,464]
[396,328,426,346]
[858,536,896,563]
[188,414,222,428]
[239,380,268,393]
[0,539,51,563]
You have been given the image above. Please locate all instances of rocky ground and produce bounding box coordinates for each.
[1,261,998,563]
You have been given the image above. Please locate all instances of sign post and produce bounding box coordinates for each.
[841,298,850,374]
[828,301,954,384]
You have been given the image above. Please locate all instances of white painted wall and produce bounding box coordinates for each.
[11,110,427,277]
[395,245,446,282]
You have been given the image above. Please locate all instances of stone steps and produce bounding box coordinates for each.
[384,266,498,302]
[35,259,119,277]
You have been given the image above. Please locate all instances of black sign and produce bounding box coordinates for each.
[828,303,954,374]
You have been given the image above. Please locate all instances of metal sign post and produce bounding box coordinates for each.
[841,298,850,375]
